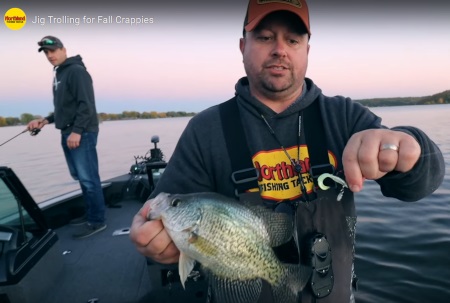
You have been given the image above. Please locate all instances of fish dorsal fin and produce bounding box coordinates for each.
[249,205,294,247]
[178,252,196,289]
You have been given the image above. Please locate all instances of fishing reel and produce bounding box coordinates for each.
[0,128,41,147]
[30,128,41,136]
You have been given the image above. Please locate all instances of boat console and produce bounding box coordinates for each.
[0,134,207,303]
[0,167,63,303]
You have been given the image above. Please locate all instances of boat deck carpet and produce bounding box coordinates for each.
[39,198,155,303]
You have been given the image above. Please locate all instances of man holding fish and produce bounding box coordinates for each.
[130,0,445,302]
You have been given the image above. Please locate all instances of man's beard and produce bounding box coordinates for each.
[259,72,295,94]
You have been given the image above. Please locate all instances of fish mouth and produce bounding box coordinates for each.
[146,192,171,220]
[147,208,161,220]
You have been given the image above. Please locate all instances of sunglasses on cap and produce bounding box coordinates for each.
[38,38,57,46]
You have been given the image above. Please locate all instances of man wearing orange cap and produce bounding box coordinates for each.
[130,1,444,302]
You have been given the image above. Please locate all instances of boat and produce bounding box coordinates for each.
[0,135,208,303]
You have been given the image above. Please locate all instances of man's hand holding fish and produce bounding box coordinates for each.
[130,201,180,264]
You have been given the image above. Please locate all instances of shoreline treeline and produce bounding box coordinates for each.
[0,110,196,127]
[354,90,449,107]
[1,89,449,127]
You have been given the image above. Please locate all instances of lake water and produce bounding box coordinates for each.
[1,104,449,302]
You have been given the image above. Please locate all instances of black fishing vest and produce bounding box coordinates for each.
[218,97,357,303]
[219,96,335,200]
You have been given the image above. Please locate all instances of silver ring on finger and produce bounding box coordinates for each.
[380,143,399,152]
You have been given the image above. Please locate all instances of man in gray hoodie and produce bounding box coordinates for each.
[28,36,106,239]
[130,1,445,302]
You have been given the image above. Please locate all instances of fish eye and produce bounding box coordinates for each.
[171,198,181,207]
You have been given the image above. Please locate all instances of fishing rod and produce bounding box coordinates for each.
[0,128,41,147]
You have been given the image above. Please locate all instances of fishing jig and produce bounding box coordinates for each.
[318,173,348,201]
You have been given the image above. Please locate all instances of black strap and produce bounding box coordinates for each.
[304,100,334,184]
[219,97,259,196]
[220,97,333,198]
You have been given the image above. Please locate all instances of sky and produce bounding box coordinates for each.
[1,0,450,118]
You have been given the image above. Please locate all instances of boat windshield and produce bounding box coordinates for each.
[0,179,38,246]
[0,167,48,246]
[0,179,33,226]
[0,167,60,298]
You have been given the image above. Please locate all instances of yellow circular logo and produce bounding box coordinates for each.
[4,8,27,30]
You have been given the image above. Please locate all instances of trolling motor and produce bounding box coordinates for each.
[126,135,167,202]
[149,135,164,162]
[129,135,165,175]
[145,136,167,191]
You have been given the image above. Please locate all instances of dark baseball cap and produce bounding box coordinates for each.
[244,0,311,36]
[38,36,64,52]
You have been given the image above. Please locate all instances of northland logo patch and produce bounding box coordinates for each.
[252,145,337,201]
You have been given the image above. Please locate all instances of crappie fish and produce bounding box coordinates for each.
[147,192,311,303]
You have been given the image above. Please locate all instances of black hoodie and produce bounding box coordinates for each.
[45,55,99,134]
[150,77,445,302]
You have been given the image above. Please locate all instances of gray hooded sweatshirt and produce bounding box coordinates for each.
[45,55,99,135]
[151,77,445,302]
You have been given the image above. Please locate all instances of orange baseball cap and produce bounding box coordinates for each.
[244,0,311,36]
